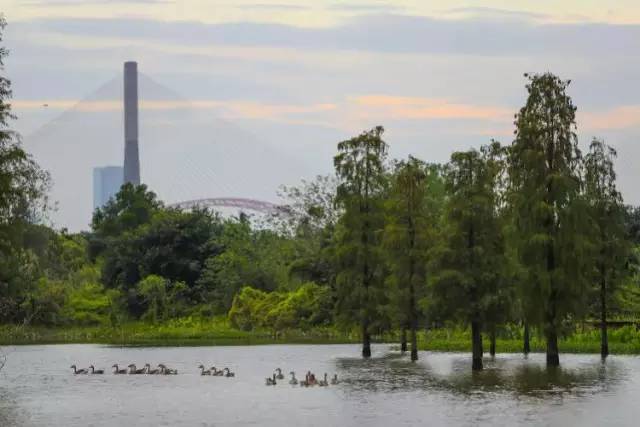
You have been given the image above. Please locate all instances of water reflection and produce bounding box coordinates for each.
[336,352,626,399]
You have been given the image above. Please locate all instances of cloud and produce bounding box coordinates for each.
[443,7,548,21]
[327,3,403,13]
[20,14,639,58]
[580,105,640,131]
[350,95,512,121]
[22,0,171,5]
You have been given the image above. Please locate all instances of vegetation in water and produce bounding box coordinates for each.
[1,17,640,371]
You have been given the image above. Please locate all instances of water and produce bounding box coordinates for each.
[1,344,639,426]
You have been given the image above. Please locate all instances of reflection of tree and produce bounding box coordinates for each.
[334,353,625,399]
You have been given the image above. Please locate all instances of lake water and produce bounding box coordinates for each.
[1,344,639,426]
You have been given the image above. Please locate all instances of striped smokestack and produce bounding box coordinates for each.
[123,61,140,185]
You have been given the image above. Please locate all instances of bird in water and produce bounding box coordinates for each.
[128,364,146,374]
[144,364,160,374]
[331,374,339,385]
[158,364,178,375]
[210,367,224,376]
[70,365,88,375]
[289,371,298,385]
[275,368,284,380]
[112,364,127,374]
[89,365,104,374]
[198,364,212,376]
[223,368,235,377]
[318,373,329,387]
[265,373,277,385]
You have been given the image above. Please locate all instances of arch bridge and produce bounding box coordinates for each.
[169,197,287,214]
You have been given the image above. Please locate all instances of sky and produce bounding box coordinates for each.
[1,0,639,230]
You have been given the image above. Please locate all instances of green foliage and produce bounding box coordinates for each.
[228,283,332,333]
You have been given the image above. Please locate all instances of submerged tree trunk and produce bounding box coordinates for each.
[600,268,609,359]
[362,318,371,358]
[400,328,408,353]
[471,320,483,370]
[410,325,418,361]
[523,321,531,355]
[489,327,496,357]
[545,297,560,367]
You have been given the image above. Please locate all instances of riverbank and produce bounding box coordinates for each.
[2,320,640,353]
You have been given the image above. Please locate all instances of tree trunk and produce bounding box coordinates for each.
[400,328,408,353]
[523,321,531,355]
[489,327,496,357]
[471,320,483,371]
[410,326,418,361]
[362,318,371,358]
[545,307,560,367]
[600,270,609,359]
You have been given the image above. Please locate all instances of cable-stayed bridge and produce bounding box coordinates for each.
[24,69,305,230]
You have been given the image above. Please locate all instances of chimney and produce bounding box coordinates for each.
[123,61,140,185]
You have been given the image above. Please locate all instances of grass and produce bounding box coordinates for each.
[418,326,640,354]
[3,319,640,354]
[0,316,359,346]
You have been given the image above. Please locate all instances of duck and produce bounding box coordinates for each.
[223,368,235,377]
[265,373,277,386]
[144,364,160,374]
[89,365,104,374]
[70,365,88,375]
[158,364,178,375]
[331,374,339,385]
[275,368,284,380]
[318,373,329,387]
[210,367,224,376]
[128,364,146,374]
[198,364,212,376]
[289,371,298,385]
[112,364,127,374]
[307,372,317,386]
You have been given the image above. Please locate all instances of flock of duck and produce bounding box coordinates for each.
[70,364,338,386]
[266,368,339,387]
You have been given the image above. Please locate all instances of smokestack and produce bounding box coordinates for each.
[123,61,140,185]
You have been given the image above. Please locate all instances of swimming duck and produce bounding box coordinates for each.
[144,364,160,374]
[128,364,146,374]
[331,374,339,385]
[112,364,127,374]
[275,368,284,380]
[265,373,277,385]
[223,368,235,377]
[70,365,88,374]
[318,373,329,387]
[198,364,212,376]
[89,365,104,374]
[210,367,224,376]
[158,364,178,375]
[289,371,298,385]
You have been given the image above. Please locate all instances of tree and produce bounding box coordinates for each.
[0,15,50,322]
[136,275,168,324]
[383,156,433,361]
[584,138,630,358]
[430,143,505,370]
[507,73,589,367]
[333,126,389,358]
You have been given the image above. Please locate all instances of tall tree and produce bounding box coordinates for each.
[584,138,629,359]
[0,15,50,321]
[383,156,433,361]
[430,143,504,370]
[507,73,588,367]
[333,126,389,358]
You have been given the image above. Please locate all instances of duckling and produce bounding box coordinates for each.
[331,374,339,385]
[144,364,160,374]
[198,364,212,376]
[127,364,146,374]
[112,364,127,374]
[275,368,284,380]
[265,373,277,385]
[223,368,235,377]
[89,365,104,374]
[318,373,329,387]
[70,365,88,375]
[289,371,298,385]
